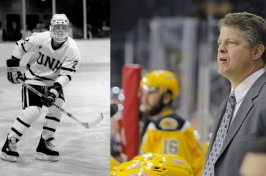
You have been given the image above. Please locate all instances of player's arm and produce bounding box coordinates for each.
[44,48,81,107]
[7,33,41,84]
[12,33,40,60]
[56,48,81,87]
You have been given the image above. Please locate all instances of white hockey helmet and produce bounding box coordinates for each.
[50,14,69,43]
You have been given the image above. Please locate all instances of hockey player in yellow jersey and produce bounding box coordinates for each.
[1,14,81,162]
[139,70,205,176]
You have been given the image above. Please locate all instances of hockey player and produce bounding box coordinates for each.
[1,14,81,162]
[111,153,193,176]
[139,70,205,176]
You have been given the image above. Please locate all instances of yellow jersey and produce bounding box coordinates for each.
[140,110,205,176]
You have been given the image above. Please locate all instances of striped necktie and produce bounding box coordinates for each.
[202,90,236,176]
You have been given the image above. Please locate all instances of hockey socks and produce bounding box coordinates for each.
[9,117,31,140]
[1,135,19,162]
[42,115,60,140]
[9,106,41,140]
[36,135,59,162]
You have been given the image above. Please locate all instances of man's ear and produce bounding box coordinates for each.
[253,44,265,61]
[163,93,172,105]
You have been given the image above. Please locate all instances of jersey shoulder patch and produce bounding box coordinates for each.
[159,117,179,130]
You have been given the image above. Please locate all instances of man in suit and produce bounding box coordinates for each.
[202,12,266,176]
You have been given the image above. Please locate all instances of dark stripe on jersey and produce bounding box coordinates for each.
[21,43,27,53]
[28,67,53,81]
[45,116,60,122]
[25,77,45,82]
[43,126,56,132]
[11,127,22,137]
[22,85,27,109]
[17,117,30,128]
[22,86,24,109]
[61,67,76,72]
[66,75,72,81]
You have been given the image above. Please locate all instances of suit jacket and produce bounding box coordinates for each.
[205,71,266,176]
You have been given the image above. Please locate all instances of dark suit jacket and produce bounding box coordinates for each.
[205,71,266,176]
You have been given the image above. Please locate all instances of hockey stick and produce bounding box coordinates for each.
[18,79,104,129]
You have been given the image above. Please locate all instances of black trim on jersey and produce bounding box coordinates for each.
[11,127,22,137]
[51,38,68,50]
[21,43,27,53]
[22,85,27,109]
[151,113,186,131]
[61,67,76,72]
[67,75,72,81]
[45,116,60,122]
[43,126,56,132]
[25,77,45,82]
[17,117,30,128]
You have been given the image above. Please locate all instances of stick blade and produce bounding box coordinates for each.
[87,112,104,129]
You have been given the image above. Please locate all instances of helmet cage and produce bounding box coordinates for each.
[50,14,69,43]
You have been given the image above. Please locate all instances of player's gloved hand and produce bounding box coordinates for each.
[6,58,24,84]
[44,92,57,107]
[43,82,62,107]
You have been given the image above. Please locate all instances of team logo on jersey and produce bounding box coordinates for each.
[159,117,178,130]
[37,52,62,72]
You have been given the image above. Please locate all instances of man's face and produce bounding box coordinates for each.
[140,87,163,116]
[239,152,266,176]
[217,26,254,82]
[53,24,68,37]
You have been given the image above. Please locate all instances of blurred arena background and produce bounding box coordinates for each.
[0,0,110,175]
[111,0,266,161]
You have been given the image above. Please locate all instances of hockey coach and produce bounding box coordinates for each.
[202,12,266,176]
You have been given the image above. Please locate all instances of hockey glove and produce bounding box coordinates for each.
[43,82,62,107]
[6,58,24,84]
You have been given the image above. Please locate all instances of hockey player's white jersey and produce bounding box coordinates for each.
[12,31,81,87]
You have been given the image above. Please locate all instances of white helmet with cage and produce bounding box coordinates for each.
[50,14,69,43]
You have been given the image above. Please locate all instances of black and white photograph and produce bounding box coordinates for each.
[0,0,110,175]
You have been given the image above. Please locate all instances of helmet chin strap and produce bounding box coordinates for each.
[50,32,67,43]
[53,37,67,43]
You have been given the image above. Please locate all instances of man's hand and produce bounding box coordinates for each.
[7,58,24,84]
[42,82,62,107]
[44,92,57,107]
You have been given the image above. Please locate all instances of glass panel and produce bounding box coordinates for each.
[86,0,110,39]
[0,0,22,41]
[25,0,52,38]
[56,0,83,39]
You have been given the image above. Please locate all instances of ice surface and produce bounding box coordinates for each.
[0,63,110,176]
